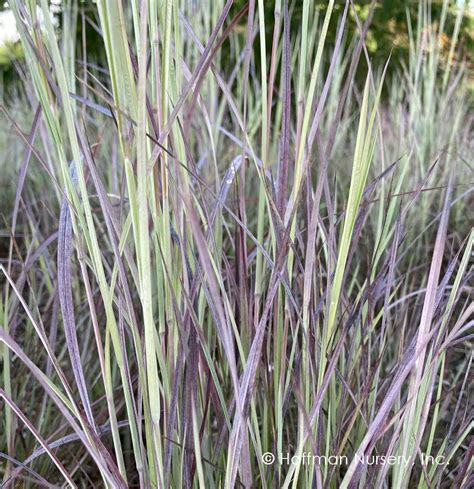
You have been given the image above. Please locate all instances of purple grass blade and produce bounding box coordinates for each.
[276,0,291,220]
[57,161,96,432]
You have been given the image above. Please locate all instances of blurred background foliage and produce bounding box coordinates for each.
[0,0,473,98]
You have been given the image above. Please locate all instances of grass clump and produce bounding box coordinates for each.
[0,0,473,487]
